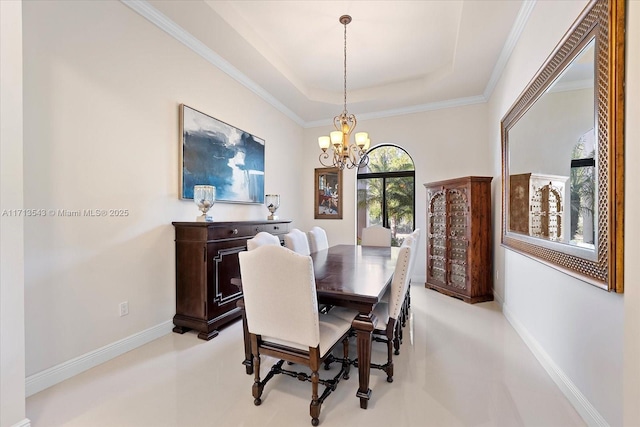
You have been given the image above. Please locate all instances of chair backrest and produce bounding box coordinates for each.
[246,232,280,251]
[387,242,412,321]
[401,234,417,290]
[307,226,329,253]
[361,225,392,247]
[284,228,311,256]
[407,229,420,277]
[239,245,320,347]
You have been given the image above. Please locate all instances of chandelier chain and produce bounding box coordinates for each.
[343,19,348,114]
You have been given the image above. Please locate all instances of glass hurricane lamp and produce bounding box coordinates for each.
[194,185,215,222]
[265,194,280,220]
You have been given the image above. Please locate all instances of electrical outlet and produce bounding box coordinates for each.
[119,301,129,317]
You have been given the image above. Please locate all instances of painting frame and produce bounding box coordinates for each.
[314,167,343,219]
[179,104,265,204]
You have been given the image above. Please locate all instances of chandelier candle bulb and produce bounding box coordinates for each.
[355,132,368,148]
[330,131,343,146]
[318,136,331,151]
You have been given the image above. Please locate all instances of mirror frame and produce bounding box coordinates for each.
[501,0,625,292]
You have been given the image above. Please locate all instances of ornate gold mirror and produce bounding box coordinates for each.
[501,0,625,292]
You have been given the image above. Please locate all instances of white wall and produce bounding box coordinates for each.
[623,1,640,425]
[301,103,493,284]
[21,0,304,377]
[0,2,29,426]
[488,1,628,425]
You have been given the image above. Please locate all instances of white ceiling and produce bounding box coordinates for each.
[130,0,532,126]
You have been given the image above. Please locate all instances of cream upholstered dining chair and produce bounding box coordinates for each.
[369,238,413,383]
[238,245,352,426]
[307,226,329,253]
[284,228,311,256]
[392,231,419,349]
[360,225,392,247]
[401,229,420,325]
[246,231,280,251]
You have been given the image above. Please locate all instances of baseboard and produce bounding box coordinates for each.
[502,304,608,427]
[11,418,31,427]
[493,290,505,308]
[26,320,173,397]
[411,275,426,286]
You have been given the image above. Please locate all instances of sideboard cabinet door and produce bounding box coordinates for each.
[424,177,493,303]
[172,220,290,340]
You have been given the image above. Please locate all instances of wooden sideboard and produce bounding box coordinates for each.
[171,220,290,340]
[424,176,493,303]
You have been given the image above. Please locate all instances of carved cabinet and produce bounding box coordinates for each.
[172,220,290,340]
[424,177,493,303]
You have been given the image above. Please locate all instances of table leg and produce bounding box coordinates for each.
[353,312,376,409]
[237,299,253,374]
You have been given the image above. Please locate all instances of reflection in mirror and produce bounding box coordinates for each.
[508,39,596,251]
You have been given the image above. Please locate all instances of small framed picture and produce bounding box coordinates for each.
[314,167,342,219]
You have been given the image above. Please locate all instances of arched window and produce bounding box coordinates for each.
[357,145,415,246]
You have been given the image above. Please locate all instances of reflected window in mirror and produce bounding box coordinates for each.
[570,129,596,248]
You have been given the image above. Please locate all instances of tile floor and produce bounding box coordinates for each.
[26,285,585,427]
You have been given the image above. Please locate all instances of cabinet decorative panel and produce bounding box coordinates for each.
[424,177,493,303]
[172,220,290,340]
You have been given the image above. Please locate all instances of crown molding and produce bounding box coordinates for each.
[483,0,537,99]
[304,95,488,128]
[120,0,305,126]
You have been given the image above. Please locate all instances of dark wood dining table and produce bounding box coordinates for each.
[237,244,400,409]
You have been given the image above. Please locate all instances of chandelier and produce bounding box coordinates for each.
[318,15,370,170]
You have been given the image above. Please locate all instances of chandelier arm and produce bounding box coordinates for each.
[348,144,361,167]
[319,152,335,168]
[358,153,370,169]
[348,113,356,134]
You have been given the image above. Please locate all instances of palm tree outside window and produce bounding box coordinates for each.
[570,129,596,247]
[357,145,415,246]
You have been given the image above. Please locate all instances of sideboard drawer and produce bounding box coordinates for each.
[208,225,256,240]
[258,222,289,235]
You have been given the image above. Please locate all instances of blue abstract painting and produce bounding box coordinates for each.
[180,105,265,203]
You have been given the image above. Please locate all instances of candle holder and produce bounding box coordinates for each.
[194,185,215,222]
[265,194,280,220]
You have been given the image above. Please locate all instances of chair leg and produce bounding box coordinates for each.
[402,292,409,327]
[252,352,263,405]
[309,348,321,426]
[386,321,395,383]
[394,321,401,355]
[342,336,350,380]
[386,340,394,383]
